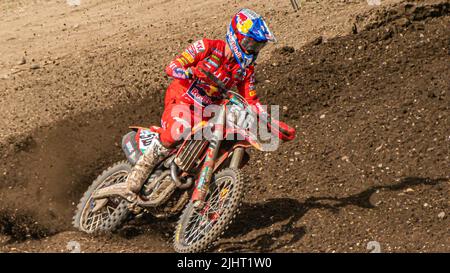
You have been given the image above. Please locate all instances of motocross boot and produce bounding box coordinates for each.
[123,135,170,205]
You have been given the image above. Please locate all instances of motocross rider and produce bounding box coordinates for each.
[124,8,295,206]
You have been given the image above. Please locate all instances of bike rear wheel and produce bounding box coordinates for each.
[174,168,245,253]
[73,161,131,233]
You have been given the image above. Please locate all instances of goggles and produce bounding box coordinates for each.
[240,37,267,55]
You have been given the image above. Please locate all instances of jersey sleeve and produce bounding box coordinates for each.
[165,39,210,78]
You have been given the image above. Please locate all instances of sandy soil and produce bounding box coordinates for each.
[0,0,448,252]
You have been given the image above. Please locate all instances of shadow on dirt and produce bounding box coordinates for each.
[214,176,447,252]
[304,176,447,211]
[118,214,178,241]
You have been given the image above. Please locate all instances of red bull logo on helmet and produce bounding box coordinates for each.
[236,13,253,34]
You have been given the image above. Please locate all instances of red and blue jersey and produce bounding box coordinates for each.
[165,39,260,107]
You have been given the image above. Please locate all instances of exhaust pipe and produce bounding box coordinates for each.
[171,162,193,190]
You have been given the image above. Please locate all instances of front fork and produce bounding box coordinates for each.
[192,105,245,208]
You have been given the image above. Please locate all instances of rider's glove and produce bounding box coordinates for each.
[172,67,194,80]
[269,119,296,141]
[184,67,194,79]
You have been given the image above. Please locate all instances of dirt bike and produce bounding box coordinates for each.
[73,73,294,253]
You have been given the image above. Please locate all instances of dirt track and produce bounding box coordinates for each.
[0,0,449,252]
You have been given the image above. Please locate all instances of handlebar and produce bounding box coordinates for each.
[198,68,292,137]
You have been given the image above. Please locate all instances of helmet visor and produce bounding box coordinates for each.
[240,37,267,55]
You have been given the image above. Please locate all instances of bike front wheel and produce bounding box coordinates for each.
[174,168,245,253]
